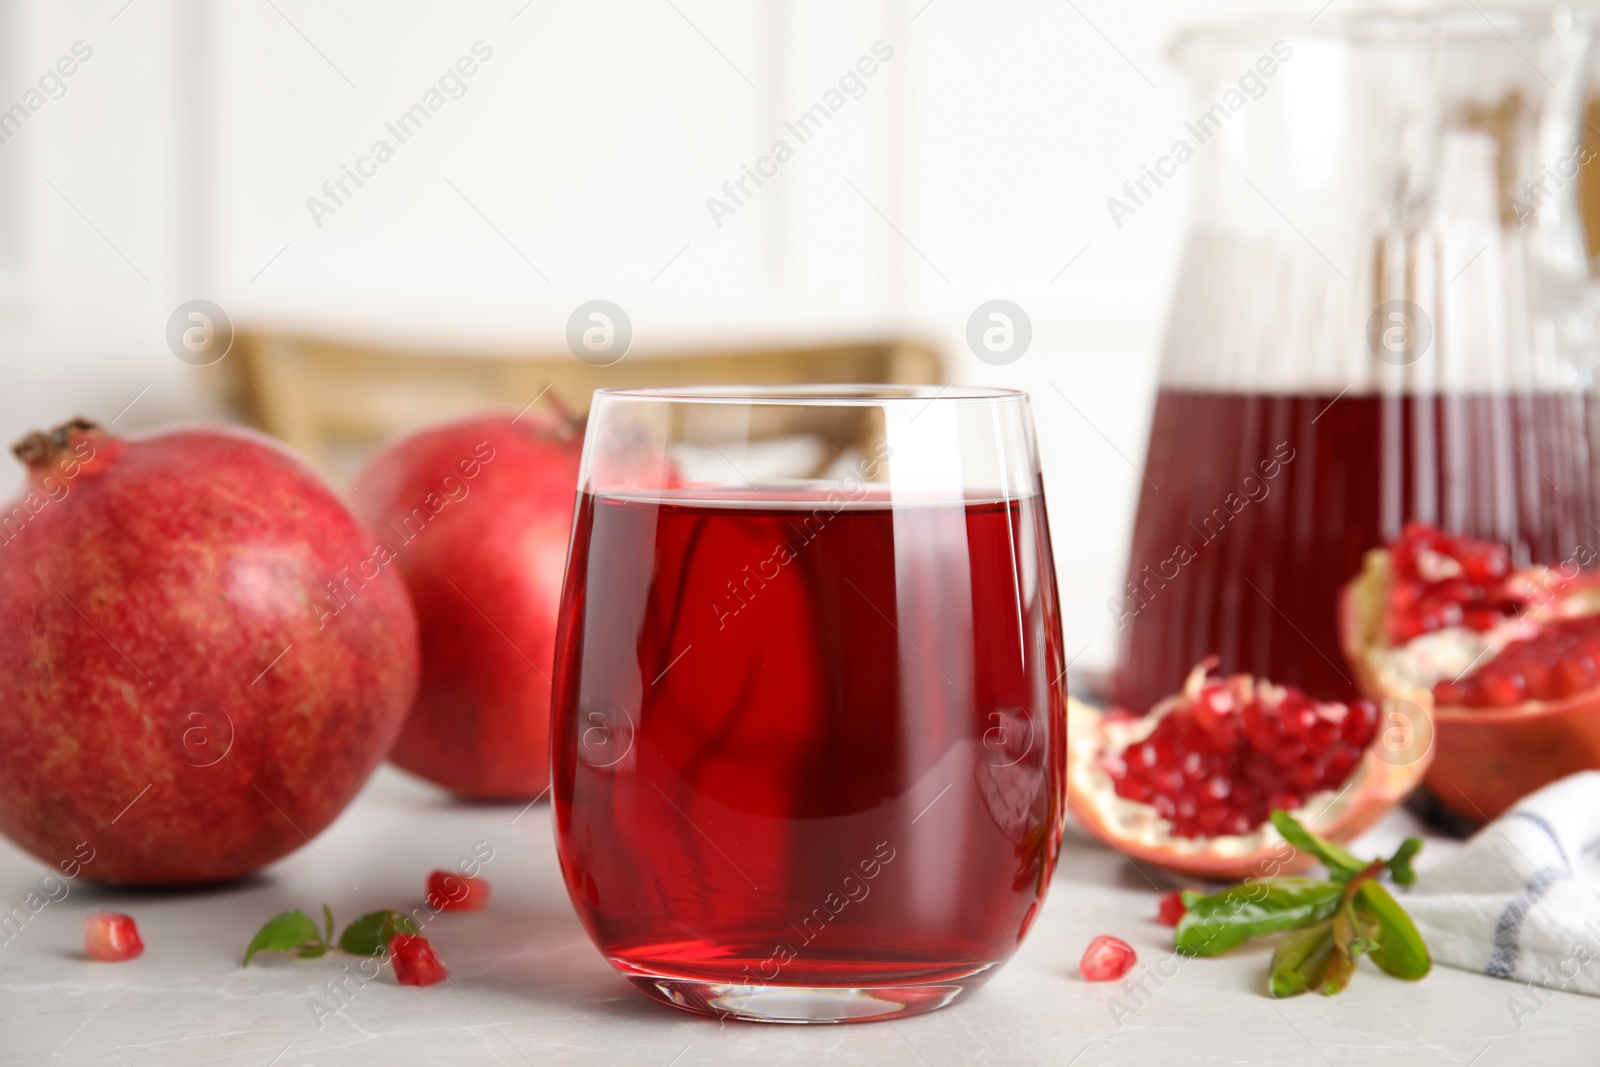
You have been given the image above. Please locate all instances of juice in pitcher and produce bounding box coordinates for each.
[1112,388,1600,713]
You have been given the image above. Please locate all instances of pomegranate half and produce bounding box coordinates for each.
[1340,522,1600,821]
[1068,662,1432,880]
[0,419,418,884]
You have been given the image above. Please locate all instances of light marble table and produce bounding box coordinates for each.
[1,766,1593,1067]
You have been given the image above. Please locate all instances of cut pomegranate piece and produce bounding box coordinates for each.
[1341,523,1600,821]
[83,912,143,962]
[1080,935,1137,981]
[426,870,489,912]
[1069,662,1432,880]
[1156,891,1187,927]
[388,933,448,986]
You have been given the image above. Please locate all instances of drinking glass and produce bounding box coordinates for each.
[550,385,1066,1024]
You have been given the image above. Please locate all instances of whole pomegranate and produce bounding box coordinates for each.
[356,408,582,799]
[0,419,418,885]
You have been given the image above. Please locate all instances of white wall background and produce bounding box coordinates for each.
[0,0,1493,673]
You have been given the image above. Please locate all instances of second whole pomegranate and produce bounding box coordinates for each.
[357,408,582,799]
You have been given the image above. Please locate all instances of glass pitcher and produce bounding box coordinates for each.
[1111,8,1600,714]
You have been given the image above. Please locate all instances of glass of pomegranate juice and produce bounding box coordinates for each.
[551,386,1066,1023]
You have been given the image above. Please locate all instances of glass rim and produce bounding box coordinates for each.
[592,384,1027,405]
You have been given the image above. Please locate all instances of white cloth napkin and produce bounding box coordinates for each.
[1406,772,1600,1001]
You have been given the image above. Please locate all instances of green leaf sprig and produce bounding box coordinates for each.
[243,906,418,966]
[1172,810,1431,998]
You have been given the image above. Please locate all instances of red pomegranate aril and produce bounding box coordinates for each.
[1156,892,1187,927]
[1520,660,1555,700]
[1290,761,1321,790]
[83,913,143,962]
[1310,721,1340,750]
[1118,776,1152,802]
[426,870,490,912]
[1081,935,1137,981]
[1457,541,1510,582]
[1204,720,1239,752]
[1552,655,1598,699]
[389,934,448,986]
[1324,748,1357,782]
[1464,608,1504,630]
[1271,739,1307,768]
[1270,792,1303,812]
[1479,671,1526,707]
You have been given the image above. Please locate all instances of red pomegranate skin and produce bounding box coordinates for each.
[0,420,418,885]
[356,409,581,799]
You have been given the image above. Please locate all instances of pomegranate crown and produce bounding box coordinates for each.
[12,417,102,472]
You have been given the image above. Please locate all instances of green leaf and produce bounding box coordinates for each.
[322,904,335,945]
[337,910,420,957]
[1385,838,1423,886]
[1269,921,1338,998]
[1174,878,1343,957]
[1270,810,1364,877]
[243,910,322,966]
[1358,882,1431,981]
[297,944,329,959]
[1168,818,1431,1000]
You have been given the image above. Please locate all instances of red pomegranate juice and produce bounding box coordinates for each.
[1112,389,1600,713]
[552,489,1065,991]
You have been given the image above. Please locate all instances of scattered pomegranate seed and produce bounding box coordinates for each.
[1105,671,1377,839]
[1156,891,1187,927]
[426,870,490,912]
[388,933,448,986]
[1080,935,1137,981]
[83,912,143,962]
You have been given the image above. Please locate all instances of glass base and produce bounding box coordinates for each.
[627,972,982,1024]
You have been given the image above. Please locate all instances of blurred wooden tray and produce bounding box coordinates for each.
[209,332,943,485]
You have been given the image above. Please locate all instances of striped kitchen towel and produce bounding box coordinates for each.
[1406,772,1600,1000]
